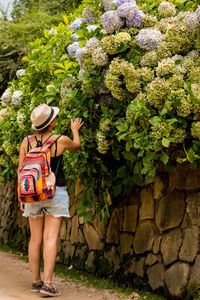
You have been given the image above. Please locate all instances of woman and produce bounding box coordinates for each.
[18,103,83,297]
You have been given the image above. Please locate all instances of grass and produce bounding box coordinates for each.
[0,244,165,300]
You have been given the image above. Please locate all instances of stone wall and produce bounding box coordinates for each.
[1,164,200,298]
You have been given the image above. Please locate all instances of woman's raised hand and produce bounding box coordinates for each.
[71,118,84,131]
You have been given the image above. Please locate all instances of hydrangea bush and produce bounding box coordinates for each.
[0,0,200,221]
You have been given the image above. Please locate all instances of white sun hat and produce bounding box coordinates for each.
[31,103,59,131]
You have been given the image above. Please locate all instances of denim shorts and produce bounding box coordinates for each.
[22,186,70,218]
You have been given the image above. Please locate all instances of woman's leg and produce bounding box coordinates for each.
[43,214,62,283]
[28,216,44,282]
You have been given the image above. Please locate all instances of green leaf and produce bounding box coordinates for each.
[149,116,161,125]
[83,211,93,223]
[160,152,169,165]
[166,118,177,125]
[162,138,170,147]
[116,166,128,178]
[122,151,137,161]
[113,184,122,197]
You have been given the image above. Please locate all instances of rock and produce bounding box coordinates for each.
[75,246,87,259]
[165,262,190,297]
[147,263,165,290]
[70,215,79,244]
[78,229,85,243]
[161,228,182,266]
[145,253,158,266]
[83,223,102,250]
[133,221,157,254]
[179,226,199,263]
[79,216,84,225]
[75,179,85,198]
[134,257,145,278]
[139,187,154,220]
[66,219,72,241]
[91,216,106,239]
[189,255,200,285]
[154,177,164,200]
[69,201,77,218]
[64,242,75,258]
[120,233,133,255]
[155,190,186,232]
[128,257,145,278]
[104,247,120,271]
[152,235,162,254]
[127,292,142,300]
[186,193,200,226]
[169,163,200,190]
[123,205,138,232]
[106,208,123,243]
[60,219,67,240]
[85,251,95,268]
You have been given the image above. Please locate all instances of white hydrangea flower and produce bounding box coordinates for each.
[86,25,98,32]
[16,69,25,78]
[196,5,200,22]
[48,28,57,36]
[158,2,176,18]
[184,12,199,30]
[17,111,26,129]
[11,90,23,106]
[1,87,12,104]
[71,33,79,41]
[0,108,9,123]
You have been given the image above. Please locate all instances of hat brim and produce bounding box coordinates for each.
[32,106,60,131]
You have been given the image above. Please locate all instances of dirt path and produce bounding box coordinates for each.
[0,251,125,300]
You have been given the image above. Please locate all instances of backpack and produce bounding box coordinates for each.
[18,134,61,203]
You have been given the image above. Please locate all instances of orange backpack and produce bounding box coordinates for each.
[18,134,60,203]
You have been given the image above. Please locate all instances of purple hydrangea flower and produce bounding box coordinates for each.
[196,6,200,22]
[126,7,144,27]
[75,47,87,64]
[82,6,96,24]
[102,0,115,11]
[67,42,80,57]
[114,0,136,7]
[136,28,162,50]
[101,10,124,33]
[117,3,144,27]
[69,18,86,30]
[85,37,100,51]
[117,2,137,17]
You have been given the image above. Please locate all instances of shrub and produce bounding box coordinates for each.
[0,0,199,221]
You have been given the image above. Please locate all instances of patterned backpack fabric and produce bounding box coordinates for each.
[18,134,60,203]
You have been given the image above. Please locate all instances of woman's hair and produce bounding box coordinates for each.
[36,124,51,134]
[36,117,57,133]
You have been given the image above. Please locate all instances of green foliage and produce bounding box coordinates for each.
[0,0,81,94]
[0,0,200,219]
[11,0,82,20]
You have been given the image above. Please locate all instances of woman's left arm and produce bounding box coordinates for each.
[18,137,28,171]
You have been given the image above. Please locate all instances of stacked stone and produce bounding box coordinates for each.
[1,165,200,298]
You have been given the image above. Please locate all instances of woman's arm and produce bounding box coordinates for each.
[60,118,83,151]
[18,137,28,171]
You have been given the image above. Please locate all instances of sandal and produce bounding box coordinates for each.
[40,282,61,297]
[30,280,44,293]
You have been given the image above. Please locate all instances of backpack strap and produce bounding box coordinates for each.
[42,134,62,149]
[27,135,37,151]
